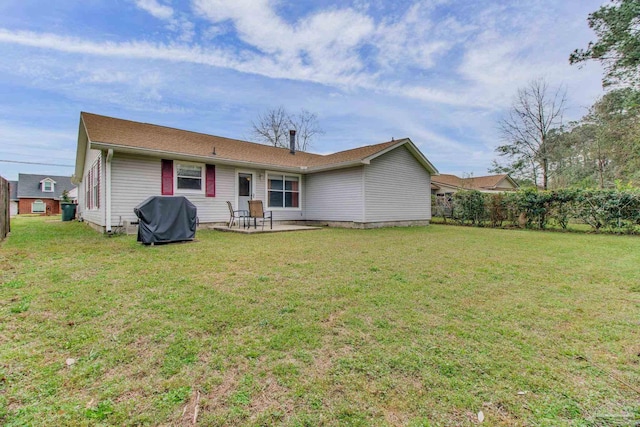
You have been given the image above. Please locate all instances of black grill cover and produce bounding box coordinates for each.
[134,196,197,244]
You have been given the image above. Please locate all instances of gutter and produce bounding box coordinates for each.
[105,149,113,233]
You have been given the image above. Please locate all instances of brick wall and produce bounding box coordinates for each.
[18,198,60,215]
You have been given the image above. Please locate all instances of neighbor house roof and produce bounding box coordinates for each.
[432,173,517,191]
[9,181,18,201]
[432,174,466,188]
[16,174,75,199]
[77,112,438,177]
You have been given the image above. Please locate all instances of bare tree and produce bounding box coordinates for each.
[251,107,324,151]
[495,78,567,189]
[251,106,290,148]
[288,109,325,151]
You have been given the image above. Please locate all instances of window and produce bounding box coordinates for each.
[92,170,99,208]
[85,157,101,210]
[268,174,300,208]
[42,180,54,192]
[176,162,204,192]
[32,200,45,213]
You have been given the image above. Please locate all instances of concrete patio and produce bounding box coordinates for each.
[211,224,323,234]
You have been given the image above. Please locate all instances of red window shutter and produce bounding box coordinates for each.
[86,173,90,209]
[96,161,101,209]
[88,168,93,209]
[206,164,216,197]
[161,159,173,195]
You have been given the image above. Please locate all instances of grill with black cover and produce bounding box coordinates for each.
[134,196,197,245]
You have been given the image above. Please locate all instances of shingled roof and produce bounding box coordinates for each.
[432,173,517,191]
[79,112,437,174]
[16,174,75,199]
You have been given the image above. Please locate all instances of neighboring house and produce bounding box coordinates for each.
[67,187,78,203]
[9,181,18,217]
[73,112,439,232]
[431,174,518,197]
[16,174,76,215]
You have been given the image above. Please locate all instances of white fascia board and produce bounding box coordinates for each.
[305,160,366,173]
[73,118,89,184]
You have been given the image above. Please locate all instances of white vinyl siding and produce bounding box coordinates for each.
[364,146,431,222]
[305,166,364,222]
[110,154,236,226]
[10,201,18,217]
[79,148,104,226]
[495,177,517,190]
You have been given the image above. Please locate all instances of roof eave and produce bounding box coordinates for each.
[90,141,308,173]
[305,160,367,173]
[72,115,89,184]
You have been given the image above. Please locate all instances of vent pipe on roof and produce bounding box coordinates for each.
[289,129,296,154]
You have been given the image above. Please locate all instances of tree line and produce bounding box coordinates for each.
[492,0,640,190]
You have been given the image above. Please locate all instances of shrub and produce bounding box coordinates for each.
[442,187,640,234]
[452,190,486,225]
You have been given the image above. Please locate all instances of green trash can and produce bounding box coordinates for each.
[61,203,77,221]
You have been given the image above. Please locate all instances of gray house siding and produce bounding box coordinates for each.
[364,146,431,222]
[110,154,159,226]
[110,154,237,226]
[305,166,364,222]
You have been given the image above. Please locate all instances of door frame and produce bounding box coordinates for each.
[235,169,255,212]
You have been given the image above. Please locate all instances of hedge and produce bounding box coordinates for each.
[432,188,640,234]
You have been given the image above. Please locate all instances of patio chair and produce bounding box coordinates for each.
[226,201,248,228]
[247,200,273,230]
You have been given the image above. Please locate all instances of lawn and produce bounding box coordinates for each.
[0,216,639,426]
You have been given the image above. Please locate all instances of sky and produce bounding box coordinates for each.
[0,0,606,181]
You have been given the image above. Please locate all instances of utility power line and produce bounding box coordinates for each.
[0,159,74,167]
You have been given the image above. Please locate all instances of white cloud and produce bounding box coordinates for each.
[0,28,239,68]
[372,3,457,71]
[133,0,197,42]
[134,0,174,20]
[192,0,376,80]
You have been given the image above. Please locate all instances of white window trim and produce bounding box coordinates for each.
[32,200,45,213]
[92,172,99,210]
[42,180,55,192]
[174,161,205,194]
[87,159,100,211]
[265,171,302,211]
[235,169,255,209]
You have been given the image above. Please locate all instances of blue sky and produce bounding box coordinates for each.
[0,0,605,181]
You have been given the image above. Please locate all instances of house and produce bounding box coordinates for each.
[9,181,18,217]
[15,174,76,215]
[431,174,518,197]
[73,112,439,232]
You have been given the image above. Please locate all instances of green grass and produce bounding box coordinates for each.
[1,216,639,426]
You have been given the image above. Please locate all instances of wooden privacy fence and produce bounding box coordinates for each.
[0,176,9,240]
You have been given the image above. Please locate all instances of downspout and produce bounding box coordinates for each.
[105,149,113,233]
